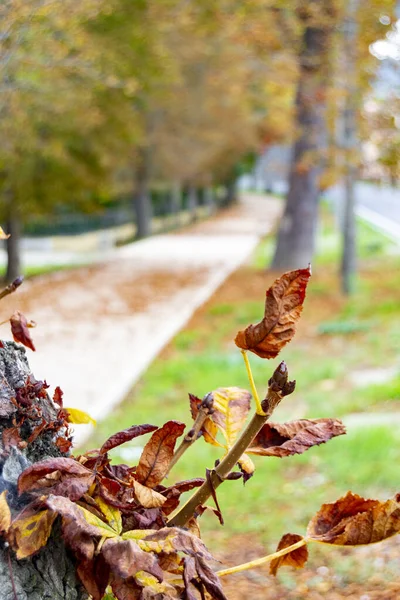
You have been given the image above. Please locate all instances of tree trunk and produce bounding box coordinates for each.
[133,147,152,240]
[169,181,182,228]
[271,2,335,270]
[204,186,216,214]
[222,179,237,207]
[340,0,358,295]
[187,185,198,222]
[5,196,21,283]
[0,342,87,600]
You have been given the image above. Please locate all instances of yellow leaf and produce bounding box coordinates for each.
[133,480,166,508]
[211,387,251,447]
[65,407,96,426]
[0,227,10,240]
[75,504,118,537]
[95,496,122,534]
[122,529,157,541]
[0,491,11,535]
[12,510,56,559]
[237,453,255,478]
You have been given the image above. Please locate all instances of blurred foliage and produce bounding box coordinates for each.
[0,0,397,227]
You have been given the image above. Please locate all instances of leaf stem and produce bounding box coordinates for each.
[216,538,308,577]
[167,362,293,528]
[241,350,265,416]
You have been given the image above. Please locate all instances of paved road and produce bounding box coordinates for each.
[0,194,281,447]
[326,182,400,241]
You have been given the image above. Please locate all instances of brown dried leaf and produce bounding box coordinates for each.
[194,554,227,600]
[0,491,11,535]
[111,576,142,600]
[102,537,163,582]
[183,556,198,600]
[10,310,36,351]
[53,386,64,407]
[11,509,57,559]
[134,480,167,509]
[307,491,400,545]
[136,421,185,488]
[77,554,110,600]
[46,494,118,539]
[247,418,346,457]
[18,457,94,500]
[270,533,308,576]
[234,267,311,358]
[100,424,158,455]
[144,527,213,561]
[189,393,223,448]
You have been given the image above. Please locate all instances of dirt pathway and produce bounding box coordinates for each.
[0,194,281,445]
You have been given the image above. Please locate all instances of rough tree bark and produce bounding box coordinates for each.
[0,342,87,600]
[271,1,335,270]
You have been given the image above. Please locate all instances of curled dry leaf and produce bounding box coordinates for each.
[136,421,185,489]
[10,310,36,351]
[134,480,167,509]
[46,494,119,539]
[234,266,311,358]
[11,509,57,559]
[307,491,400,545]
[18,457,95,500]
[270,533,308,576]
[247,418,346,458]
[194,554,227,600]
[100,423,158,455]
[189,393,222,448]
[53,386,64,407]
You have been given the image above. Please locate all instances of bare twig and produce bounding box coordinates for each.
[167,362,295,528]
[0,276,23,301]
[167,393,214,475]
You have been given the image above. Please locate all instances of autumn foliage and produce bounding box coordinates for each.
[0,268,400,599]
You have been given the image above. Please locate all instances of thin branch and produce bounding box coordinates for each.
[0,276,23,301]
[167,362,295,528]
[216,538,308,577]
[167,393,214,476]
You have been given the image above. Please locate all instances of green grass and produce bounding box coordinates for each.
[82,202,400,557]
